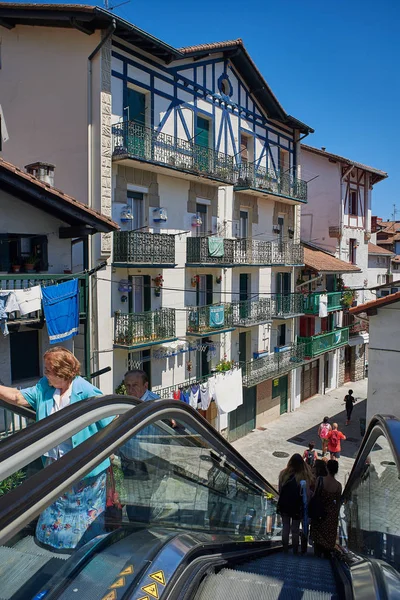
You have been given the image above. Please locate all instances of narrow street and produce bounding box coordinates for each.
[233,379,367,488]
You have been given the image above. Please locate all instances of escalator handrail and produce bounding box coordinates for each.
[342,413,400,500]
[0,398,277,544]
[0,395,142,465]
[0,398,36,421]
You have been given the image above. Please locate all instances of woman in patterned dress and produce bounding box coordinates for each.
[310,459,342,557]
[0,347,112,551]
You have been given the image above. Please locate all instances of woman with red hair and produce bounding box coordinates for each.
[0,346,111,551]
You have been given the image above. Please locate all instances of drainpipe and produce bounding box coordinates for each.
[87,19,116,381]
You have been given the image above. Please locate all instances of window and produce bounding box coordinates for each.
[196,202,208,236]
[278,216,284,242]
[0,234,48,272]
[277,323,286,347]
[279,148,290,173]
[196,274,213,306]
[349,238,357,265]
[239,210,248,239]
[127,191,144,231]
[10,330,40,382]
[349,190,358,216]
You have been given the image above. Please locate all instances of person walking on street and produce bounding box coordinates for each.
[327,423,346,461]
[303,441,318,469]
[344,389,356,425]
[318,416,332,457]
[278,454,314,554]
[310,460,342,558]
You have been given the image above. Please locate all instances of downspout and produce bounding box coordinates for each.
[87,19,116,380]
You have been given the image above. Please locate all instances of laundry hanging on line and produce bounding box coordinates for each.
[42,279,80,344]
[13,285,42,316]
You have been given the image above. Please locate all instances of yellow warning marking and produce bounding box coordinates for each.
[244,535,254,541]
[138,597,149,600]
[141,582,159,599]
[101,591,117,600]
[110,577,125,589]
[149,570,166,586]
[120,565,134,576]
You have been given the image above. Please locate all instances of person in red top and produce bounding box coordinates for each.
[327,422,346,460]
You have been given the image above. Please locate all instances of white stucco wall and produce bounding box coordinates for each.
[367,301,400,422]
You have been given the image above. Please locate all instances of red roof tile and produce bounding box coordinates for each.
[368,242,394,255]
[350,291,400,315]
[303,243,361,273]
[179,39,243,54]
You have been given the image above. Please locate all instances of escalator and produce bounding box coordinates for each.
[0,398,398,599]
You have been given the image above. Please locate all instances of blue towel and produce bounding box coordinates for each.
[208,237,224,257]
[209,305,225,328]
[42,279,79,344]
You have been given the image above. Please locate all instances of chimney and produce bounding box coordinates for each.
[25,162,55,187]
[321,147,326,152]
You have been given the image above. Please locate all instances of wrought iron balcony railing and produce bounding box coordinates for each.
[0,273,88,323]
[242,344,307,388]
[232,298,272,327]
[112,121,236,184]
[187,237,304,266]
[235,163,308,203]
[113,231,176,266]
[272,293,305,318]
[186,237,235,265]
[303,291,343,315]
[114,308,176,348]
[187,303,234,335]
[297,327,349,358]
[343,311,369,336]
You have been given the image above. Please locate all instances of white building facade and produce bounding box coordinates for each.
[0,5,320,438]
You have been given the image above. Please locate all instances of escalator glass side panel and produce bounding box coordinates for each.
[0,403,279,600]
[340,433,400,572]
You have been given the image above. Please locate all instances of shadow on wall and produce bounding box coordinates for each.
[287,398,367,460]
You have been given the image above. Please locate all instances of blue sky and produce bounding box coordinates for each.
[15,0,400,218]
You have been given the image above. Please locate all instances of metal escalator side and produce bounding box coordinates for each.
[0,397,279,600]
[338,414,400,597]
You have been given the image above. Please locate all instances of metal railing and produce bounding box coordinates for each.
[297,327,350,358]
[234,163,308,202]
[114,308,176,348]
[113,231,176,265]
[154,373,214,399]
[187,303,233,335]
[303,291,343,314]
[187,237,304,266]
[112,121,236,184]
[0,409,32,440]
[232,298,272,327]
[242,344,307,388]
[272,293,305,317]
[0,273,88,323]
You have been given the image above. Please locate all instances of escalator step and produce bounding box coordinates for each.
[195,568,338,600]
[0,546,62,600]
[13,535,69,560]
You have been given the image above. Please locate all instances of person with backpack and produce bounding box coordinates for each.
[278,454,314,554]
[303,441,318,468]
[318,416,332,457]
[327,422,346,460]
[344,389,356,425]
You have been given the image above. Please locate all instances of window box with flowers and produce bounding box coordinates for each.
[215,356,234,373]
[152,274,164,297]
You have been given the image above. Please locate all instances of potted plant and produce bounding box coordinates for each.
[216,275,222,284]
[11,259,21,273]
[215,356,234,372]
[24,255,37,273]
[152,273,164,297]
[341,289,356,308]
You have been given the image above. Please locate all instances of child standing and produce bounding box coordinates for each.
[303,441,318,469]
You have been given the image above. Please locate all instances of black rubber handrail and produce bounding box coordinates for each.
[0,399,35,421]
[342,414,400,500]
[0,399,277,543]
[0,395,141,462]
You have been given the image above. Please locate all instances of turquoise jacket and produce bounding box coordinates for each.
[21,376,112,478]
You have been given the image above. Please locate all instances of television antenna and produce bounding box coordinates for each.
[104,0,130,10]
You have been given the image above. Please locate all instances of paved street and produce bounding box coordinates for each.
[233,379,368,488]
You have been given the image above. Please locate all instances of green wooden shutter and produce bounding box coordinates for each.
[196,116,210,148]
[0,234,10,271]
[126,88,146,124]
[143,275,151,312]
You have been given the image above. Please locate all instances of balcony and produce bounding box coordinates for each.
[242,344,307,388]
[232,298,272,327]
[0,273,88,324]
[272,294,305,318]
[234,163,308,203]
[113,231,176,267]
[233,239,304,266]
[112,121,235,184]
[187,303,234,336]
[297,327,349,358]
[186,237,235,266]
[186,237,304,267]
[114,308,176,349]
[303,292,343,315]
[343,311,369,337]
